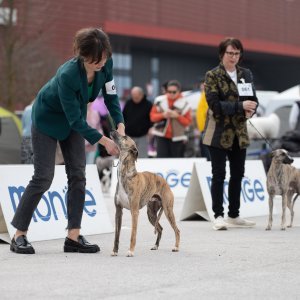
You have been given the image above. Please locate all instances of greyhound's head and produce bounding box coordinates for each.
[271,149,294,165]
[110,130,139,161]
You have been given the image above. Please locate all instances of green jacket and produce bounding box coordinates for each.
[203,63,258,149]
[32,57,124,145]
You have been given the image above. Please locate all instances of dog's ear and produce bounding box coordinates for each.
[129,145,139,161]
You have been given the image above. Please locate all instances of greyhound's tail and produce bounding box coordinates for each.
[154,207,164,234]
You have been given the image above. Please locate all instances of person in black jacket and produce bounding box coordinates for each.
[123,86,153,157]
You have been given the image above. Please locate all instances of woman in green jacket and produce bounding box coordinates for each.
[10,28,125,254]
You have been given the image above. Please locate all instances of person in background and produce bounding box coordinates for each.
[10,27,125,255]
[150,80,192,157]
[122,86,153,158]
[203,37,258,231]
[196,90,210,160]
[147,81,170,157]
[196,79,211,160]
[85,103,102,163]
[21,100,34,164]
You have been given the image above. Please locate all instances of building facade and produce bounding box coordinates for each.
[2,0,300,102]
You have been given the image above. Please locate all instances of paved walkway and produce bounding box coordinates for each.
[0,195,299,300]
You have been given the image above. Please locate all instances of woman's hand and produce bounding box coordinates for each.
[245,110,253,119]
[163,109,179,119]
[243,100,257,118]
[243,100,257,111]
[99,136,119,156]
[117,123,125,136]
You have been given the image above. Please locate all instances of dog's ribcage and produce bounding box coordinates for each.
[267,163,296,195]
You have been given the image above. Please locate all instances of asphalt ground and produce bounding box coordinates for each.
[0,194,300,300]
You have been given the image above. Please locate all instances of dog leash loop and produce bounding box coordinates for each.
[248,119,274,150]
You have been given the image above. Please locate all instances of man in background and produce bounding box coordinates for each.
[123,86,153,158]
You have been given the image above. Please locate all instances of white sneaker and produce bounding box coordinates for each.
[226,217,256,227]
[213,216,228,231]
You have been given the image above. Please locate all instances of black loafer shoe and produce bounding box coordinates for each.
[64,235,100,253]
[10,235,35,254]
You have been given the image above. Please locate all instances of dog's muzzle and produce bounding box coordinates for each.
[283,156,294,164]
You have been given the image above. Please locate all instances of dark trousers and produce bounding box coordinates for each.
[11,126,86,231]
[208,137,246,219]
[156,136,185,158]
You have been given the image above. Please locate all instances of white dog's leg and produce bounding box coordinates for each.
[266,195,274,230]
[288,194,298,228]
[281,194,288,230]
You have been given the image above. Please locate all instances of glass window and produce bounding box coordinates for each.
[112,53,132,71]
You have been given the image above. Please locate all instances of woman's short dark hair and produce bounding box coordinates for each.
[218,37,244,62]
[167,80,181,91]
[73,28,112,63]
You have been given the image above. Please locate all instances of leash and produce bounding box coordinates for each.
[247,119,274,150]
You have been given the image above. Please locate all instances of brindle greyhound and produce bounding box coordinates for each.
[110,130,180,257]
[266,149,299,230]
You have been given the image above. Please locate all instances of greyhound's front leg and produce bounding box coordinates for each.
[111,204,123,256]
[281,194,288,230]
[266,194,274,230]
[127,204,139,257]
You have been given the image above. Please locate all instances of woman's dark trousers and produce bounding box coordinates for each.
[11,126,86,231]
[208,137,246,219]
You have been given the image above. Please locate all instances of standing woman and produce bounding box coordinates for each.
[10,28,125,254]
[150,80,192,158]
[203,37,258,230]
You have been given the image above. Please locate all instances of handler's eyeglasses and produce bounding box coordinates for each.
[225,51,241,58]
[167,90,178,94]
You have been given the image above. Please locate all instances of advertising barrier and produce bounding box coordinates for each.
[110,158,206,198]
[0,165,113,243]
[181,160,271,221]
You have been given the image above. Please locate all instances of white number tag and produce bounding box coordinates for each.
[105,79,117,95]
[237,83,253,96]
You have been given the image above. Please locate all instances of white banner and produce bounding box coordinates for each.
[110,158,206,198]
[181,160,271,221]
[0,165,113,242]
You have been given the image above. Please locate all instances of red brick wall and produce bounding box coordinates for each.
[10,0,300,59]
[103,0,300,45]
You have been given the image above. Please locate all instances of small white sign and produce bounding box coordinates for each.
[110,158,206,198]
[181,160,271,221]
[105,79,117,95]
[238,83,254,96]
[0,165,113,242]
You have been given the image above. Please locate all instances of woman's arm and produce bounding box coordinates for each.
[102,58,124,128]
[205,70,244,117]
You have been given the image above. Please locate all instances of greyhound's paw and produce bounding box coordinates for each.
[111,251,118,256]
[172,247,179,252]
[151,245,158,250]
[281,227,286,231]
[126,250,134,257]
[287,224,292,228]
[265,226,272,231]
